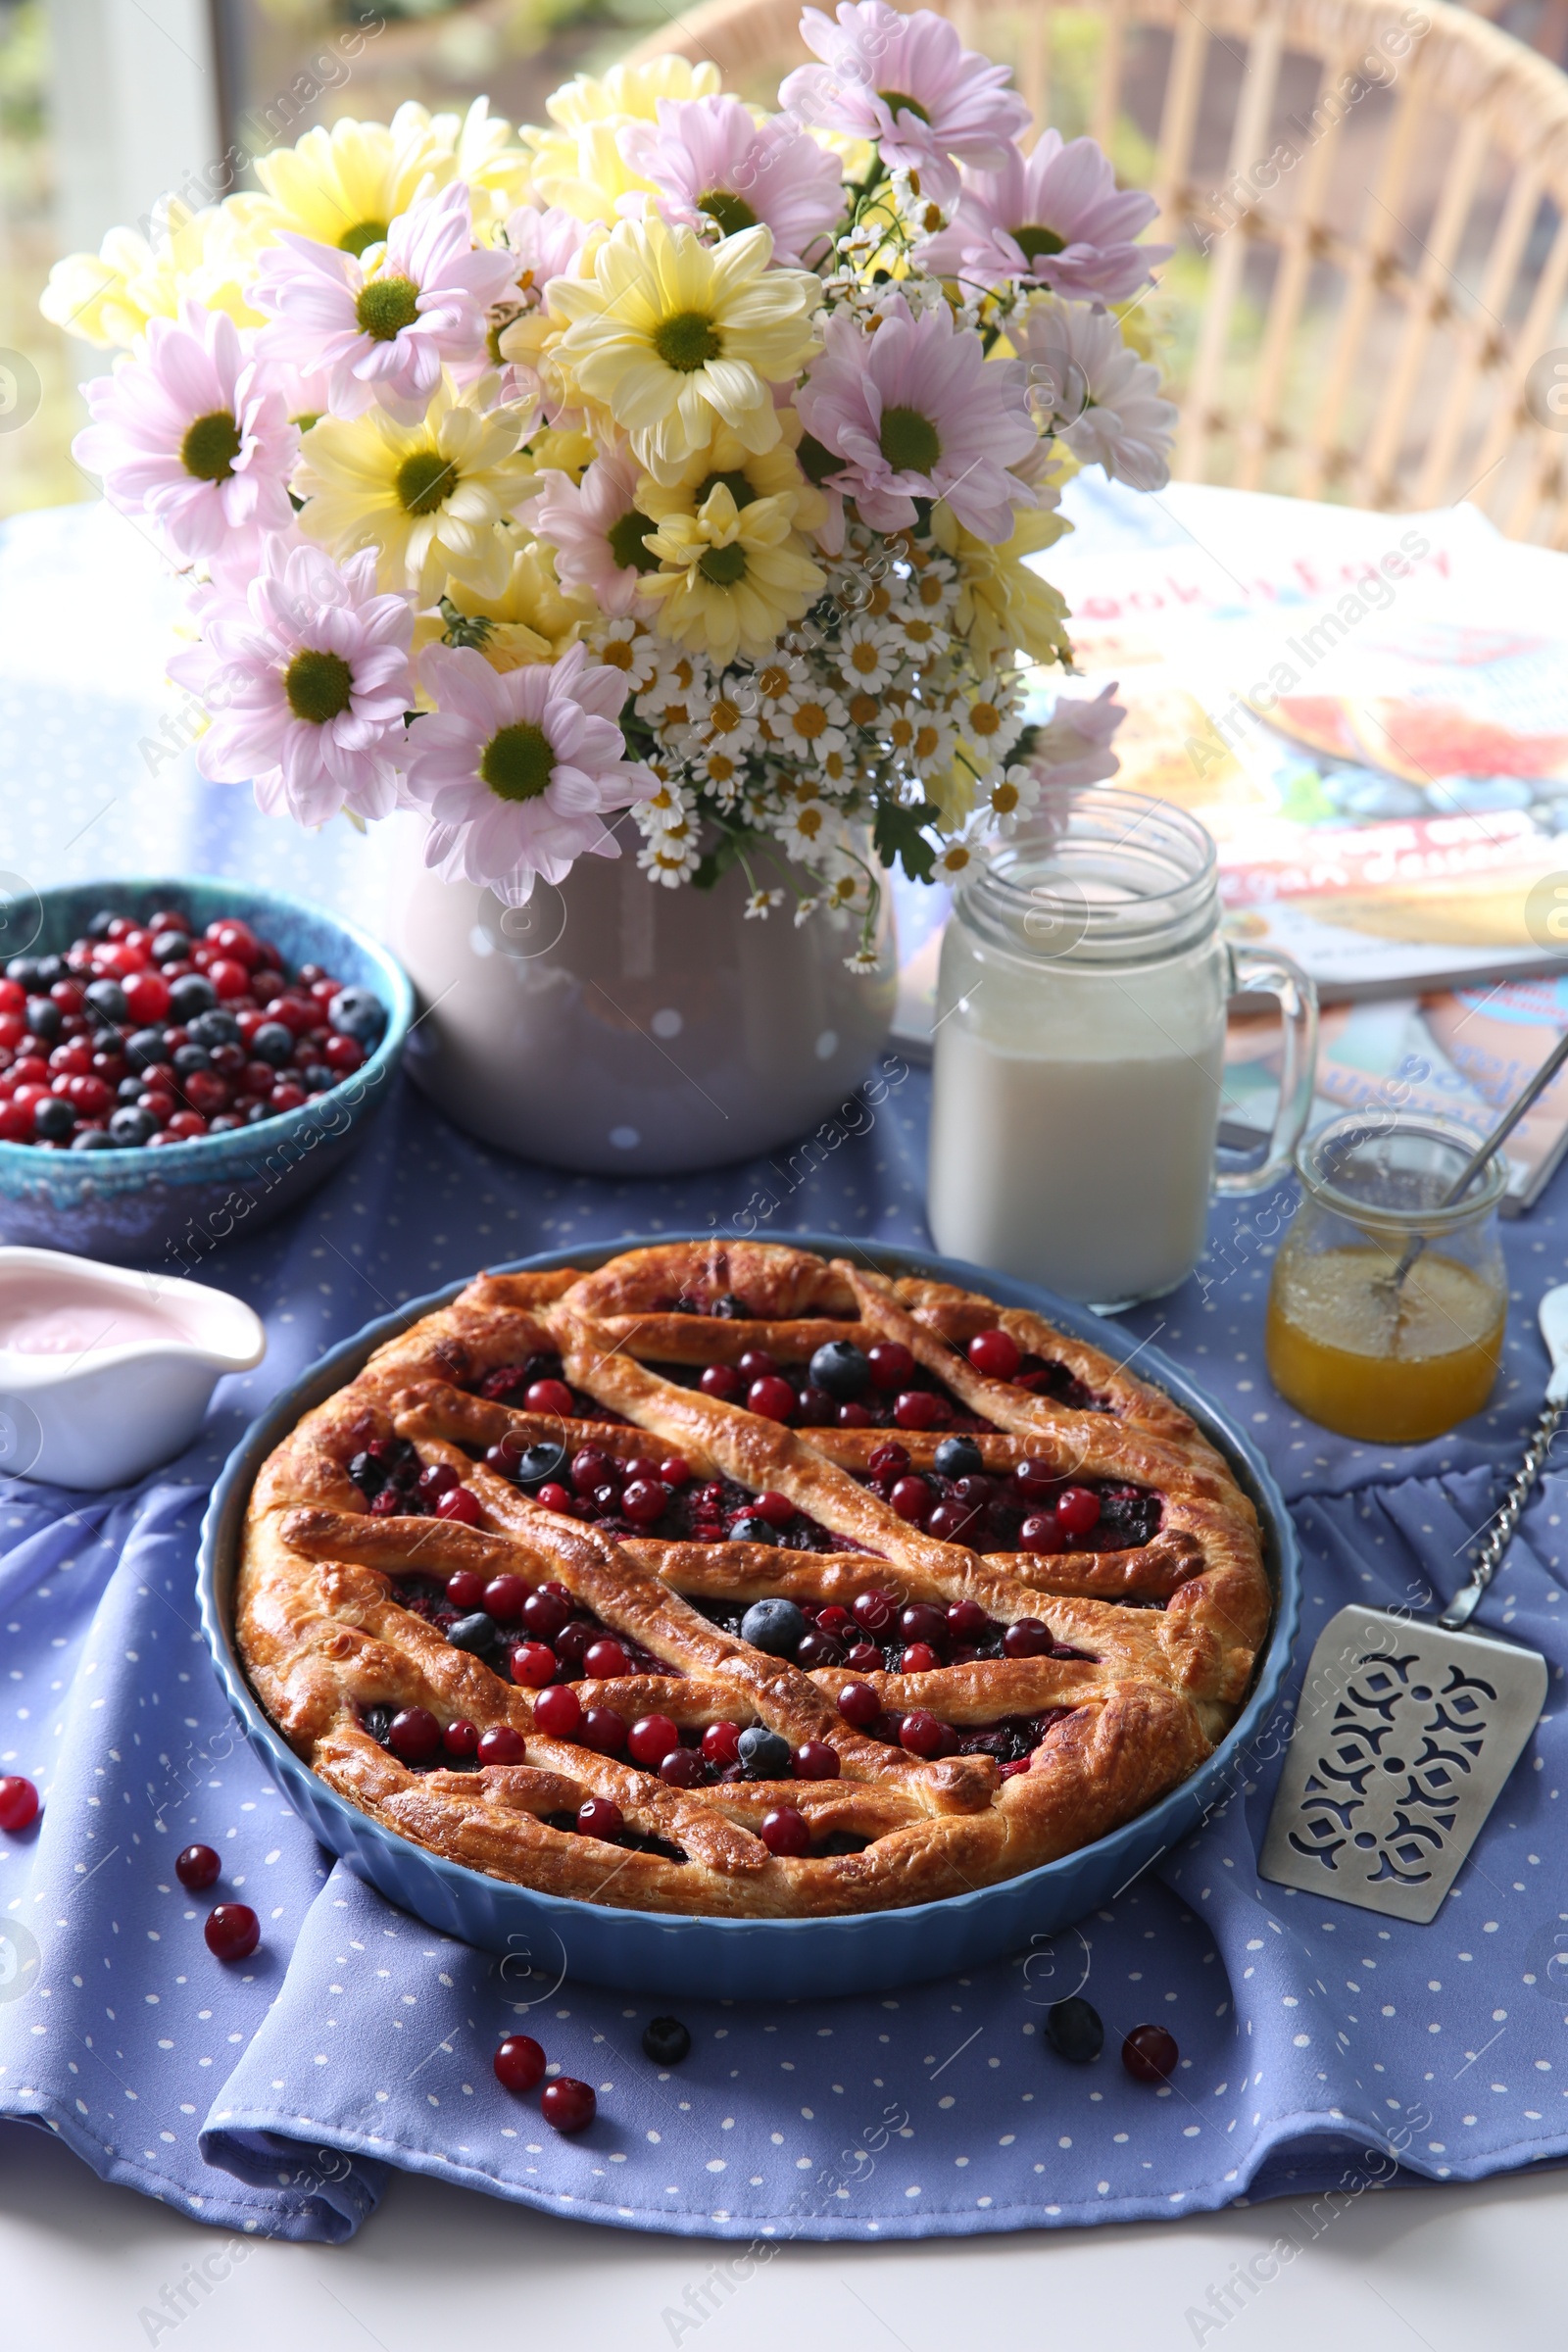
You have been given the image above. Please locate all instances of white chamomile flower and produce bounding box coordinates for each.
[934,832,981,881]
[894,609,950,662]
[638,822,701,885]
[744,887,785,919]
[836,615,900,694]
[778,798,836,862]
[985,760,1043,834]
[695,742,748,800]
[696,687,760,759]
[592,613,661,692]
[793,895,822,927]
[886,702,956,776]
[959,683,1026,761]
[818,738,858,792]
[844,941,882,973]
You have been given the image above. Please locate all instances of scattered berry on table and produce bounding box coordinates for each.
[0,1776,39,1833]
[204,1903,260,1961]
[494,2034,546,2093]
[642,2015,692,2066]
[1121,2024,1179,2082]
[1046,1996,1104,2064]
[173,1842,220,1891]
[541,2077,596,2133]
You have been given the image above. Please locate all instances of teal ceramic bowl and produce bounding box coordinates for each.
[0,876,413,1267]
[198,1234,1300,2001]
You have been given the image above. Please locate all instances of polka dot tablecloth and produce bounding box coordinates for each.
[2,499,1568,2245]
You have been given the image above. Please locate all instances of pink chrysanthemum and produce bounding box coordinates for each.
[167,537,414,825]
[781,2,1028,204]
[797,292,1037,540]
[73,301,296,566]
[533,452,658,615]
[493,203,594,408]
[252,182,518,424]
[403,641,654,906]
[619,96,845,269]
[923,132,1171,301]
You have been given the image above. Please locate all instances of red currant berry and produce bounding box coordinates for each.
[659,1456,691,1488]
[446,1568,486,1609]
[583,1638,632,1680]
[760,1805,810,1857]
[387,1706,442,1764]
[0,1776,39,1833]
[416,1460,461,1502]
[702,1721,742,1765]
[1014,1459,1059,1501]
[627,1713,681,1769]
[268,1083,307,1115]
[443,1719,479,1757]
[1056,1486,1102,1538]
[174,1842,220,1890]
[867,1343,915,1390]
[534,1684,583,1738]
[570,1446,614,1494]
[511,1642,558,1689]
[534,1481,574,1515]
[700,1363,745,1401]
[926,1500,979,1543]
[900,1602,947,1648]
[750,1490,796,1529]
[793,1740,840,1780]
[1003,1618,1054,1659]
[852,1589,895,1634]
[836,1682,881,1729]
[435,1487,483,1526]
[838,1401,874,1427]
[579,1706,628,1755]
[576,1794,622,1840]
[898,1709,954,1759]
[660,1745,707,1787]
[525,1378,575,1418]
[542,2078,596,2133]
[888,1475,933,1523]
[901,1642,940,1675]
[164,1110,208,1140]
[1018,1515,1066,1555]
[521,1589,571,1642]
[867,1442,910,1478]
[204,1903,260,1961]
[494,2034,546,2092]
[967,1327,1021,1379]
[1122,2025,1179,2083]
[747,1375,796,1422]
[476,1725,527,1766]
[947,1598,989,1640]
[620,1479,669,1525]
[482,1574,528,1623]
[737,1348,777,1380]
[894,1390,949,1431]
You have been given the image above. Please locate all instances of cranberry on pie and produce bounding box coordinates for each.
[237,1242,1270,1916]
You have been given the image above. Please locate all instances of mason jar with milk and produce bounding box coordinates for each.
[928,789,1317,1308]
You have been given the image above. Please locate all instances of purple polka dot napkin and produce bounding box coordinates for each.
[3,1079,1568,2242]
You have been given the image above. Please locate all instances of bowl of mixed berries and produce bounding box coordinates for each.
[0,877,413,1262]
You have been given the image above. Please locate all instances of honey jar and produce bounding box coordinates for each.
[1265,1111,1507,1443]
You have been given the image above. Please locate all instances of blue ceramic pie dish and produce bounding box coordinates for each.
[196,1234,1299,2001]
[0,876,413,1265]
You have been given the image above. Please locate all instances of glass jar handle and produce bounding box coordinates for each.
[1214,945,1319,1197]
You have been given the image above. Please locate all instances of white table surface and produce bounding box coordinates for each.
[3,2111,1561,2349]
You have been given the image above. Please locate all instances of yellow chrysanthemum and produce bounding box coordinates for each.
[546,219,820,485]
[523,122,662,226]
[522,424,598,484]
[40,203,264,348]
[932,504,1073,672]
[236,103,474,258]
[543,55,721,133]
[295,378,539,601]
[412,540,596,678]
[640,485,824,666]
[634,414,828,538]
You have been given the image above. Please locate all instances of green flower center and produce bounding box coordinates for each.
[181,410,242,483]
[480,720,555,803]
[292,411,320,435]
[878,405,942,474]
[699,189,759,238]
[654,309,722,372]
[877,89,931,123]
[698,543,749,586]
[355,273,421,341]
[396,448,458,515]
[283,647,355,725]
[693,468,756,512]
[1014,224,1066,264]
[607,508,661,573]
[339,219,389,257]
[796,430,840,486]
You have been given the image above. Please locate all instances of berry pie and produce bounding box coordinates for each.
[237,1242,1270,1916]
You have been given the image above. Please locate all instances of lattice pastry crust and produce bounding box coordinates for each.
[237,1242,1270,1917]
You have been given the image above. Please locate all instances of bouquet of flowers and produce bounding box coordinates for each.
[47,3,1175,968]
